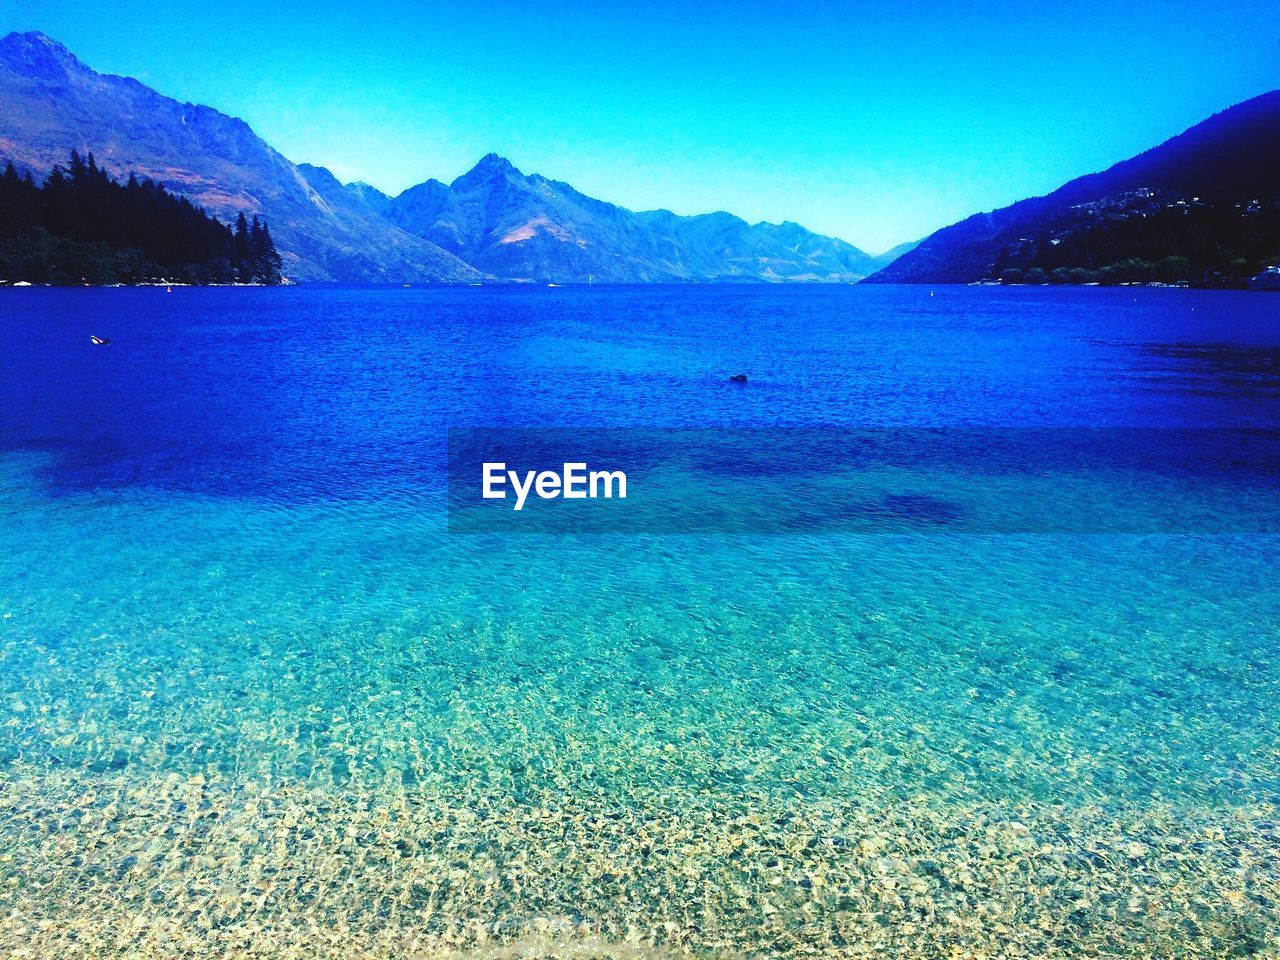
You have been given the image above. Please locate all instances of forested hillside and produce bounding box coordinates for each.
[0,151,282,284]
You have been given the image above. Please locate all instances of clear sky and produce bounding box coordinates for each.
[3,0,1277,252]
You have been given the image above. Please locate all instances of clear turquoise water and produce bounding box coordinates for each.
[1,285,1278,957]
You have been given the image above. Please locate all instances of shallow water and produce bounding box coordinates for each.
[1,285,1279,958]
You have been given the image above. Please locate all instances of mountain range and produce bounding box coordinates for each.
[864,91,1280,284]
[4,30,1274,287]
[0,31,891,283]
[366,153,894,282]
[0,32,484,282]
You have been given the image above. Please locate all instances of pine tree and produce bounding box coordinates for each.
[233,212,251,281]
[249,215,264,260]
[256,220,283,283]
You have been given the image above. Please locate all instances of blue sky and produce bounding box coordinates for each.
[3,0,1277,252]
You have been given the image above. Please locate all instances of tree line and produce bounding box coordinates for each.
[991,197,1280,286]
[0,150,282,285]
[999,258,1196,286]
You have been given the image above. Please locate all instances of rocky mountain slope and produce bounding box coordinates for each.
[0,31,480,281]
[378,154,881,282]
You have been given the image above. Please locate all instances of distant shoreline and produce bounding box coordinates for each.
[0,280,282,288]
[2,278,1273,291]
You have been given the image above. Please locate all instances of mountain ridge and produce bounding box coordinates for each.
[0,31,481,282]
[0,31,887,283]
[381,153,881,282]
[864,91,1280,284]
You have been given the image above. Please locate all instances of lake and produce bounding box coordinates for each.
[1,284,1278,958]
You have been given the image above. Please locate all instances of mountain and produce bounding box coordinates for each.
[384,154,684,282]
[343,181,392,215]
[865,92,1280,284]
[635,210,881,282]
[0,31,480,282]
[870,239,920,270]
[383,153,879,282]
[0,30,877,284]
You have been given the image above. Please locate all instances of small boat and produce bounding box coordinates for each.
[729,373,749,383]
[1247,266,1280,291]
[90,335,110,345]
